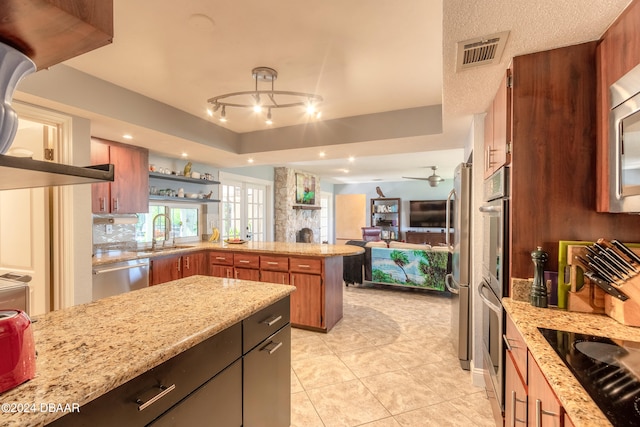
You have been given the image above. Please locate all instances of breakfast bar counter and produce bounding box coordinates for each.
[0,276,295,427]
[92,241,365,266]
[504,297,640,427]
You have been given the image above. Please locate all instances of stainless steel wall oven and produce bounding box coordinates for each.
[478,166,509,423]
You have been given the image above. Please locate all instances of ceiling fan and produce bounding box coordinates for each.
[402,166,444,187]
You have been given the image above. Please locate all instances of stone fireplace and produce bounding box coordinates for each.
[274,167,320,242]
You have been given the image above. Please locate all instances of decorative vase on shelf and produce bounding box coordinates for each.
[0,43,36,154]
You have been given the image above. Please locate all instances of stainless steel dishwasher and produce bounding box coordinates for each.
[92,259,150,301]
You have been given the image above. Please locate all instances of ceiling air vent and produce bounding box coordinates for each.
[456,31,509,72]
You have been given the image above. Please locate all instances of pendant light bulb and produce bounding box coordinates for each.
[219,105,227,122]
[253,93,262,113]
[265,108,273,125]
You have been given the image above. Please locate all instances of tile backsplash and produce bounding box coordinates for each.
[92,214,138,253]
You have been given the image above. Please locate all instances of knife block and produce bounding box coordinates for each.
[567,279,606,314]
[605,295,640,327]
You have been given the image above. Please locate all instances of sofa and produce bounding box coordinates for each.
[343,240,451,291]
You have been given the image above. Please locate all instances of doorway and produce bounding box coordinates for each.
[0,118,51,315]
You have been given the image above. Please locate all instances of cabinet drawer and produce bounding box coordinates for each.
[49,323,242,427]
[210,251,234,266]
[505,313,527,381]
[149,359,242,427]
[260,255,289,271]
[234,253,260,269]
[289,257,322,274]
[243,296,290,354]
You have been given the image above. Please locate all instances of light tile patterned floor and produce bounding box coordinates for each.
[290,284,495,427]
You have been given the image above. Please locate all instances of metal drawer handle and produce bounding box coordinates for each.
[262,341,283,355]
[510,390,526,426]
[239,260,251,263]
[503,334,520,352]
[136,384,176,411]
[263,315,283,327]
[535,399,558,427]
[267,261,279,265]
[215,256,226,260]
[297,264,311,268]
[93,262,149,275]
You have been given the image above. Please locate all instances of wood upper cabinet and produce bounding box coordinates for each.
[0,0,113,70]
[484,70,511,179]
[182,252,207,277]
[596,1,640,212]
[91,138,149,214]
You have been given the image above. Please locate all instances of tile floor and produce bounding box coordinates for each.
[290,284,495,427]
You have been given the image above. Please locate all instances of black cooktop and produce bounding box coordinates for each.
[538,328,640,426]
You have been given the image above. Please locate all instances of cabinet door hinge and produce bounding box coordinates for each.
[507,141,512,154]
[507,75,513,88]
[44,148,54,161]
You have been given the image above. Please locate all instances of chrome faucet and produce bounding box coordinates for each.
[151,213,173,250]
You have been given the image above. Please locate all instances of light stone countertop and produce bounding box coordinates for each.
[0,276,295,427]
[93,241,365,266]
[503,297,640,427]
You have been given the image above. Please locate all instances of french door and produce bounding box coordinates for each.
[219,175,271,242]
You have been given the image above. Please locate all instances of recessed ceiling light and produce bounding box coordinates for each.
[319,151,326,158]
[348,156,355,162]
[248,158,254,163]
[181,153,188,158]
[123,134,133,140]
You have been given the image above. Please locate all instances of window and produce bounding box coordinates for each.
[136,203,201,244]
[219,172,272,242]
[320,191,333,243]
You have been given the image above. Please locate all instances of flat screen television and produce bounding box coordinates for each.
[409,200,453,228]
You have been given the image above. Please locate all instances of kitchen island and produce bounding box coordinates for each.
[504,297,640,427]
[93,241,364,332]
[0,276,295,427]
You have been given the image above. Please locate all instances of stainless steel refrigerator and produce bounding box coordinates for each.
[445,163,472,370]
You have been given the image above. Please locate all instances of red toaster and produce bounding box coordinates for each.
[0,310,36,394]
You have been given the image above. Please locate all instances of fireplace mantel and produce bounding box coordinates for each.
[292,204,321,210]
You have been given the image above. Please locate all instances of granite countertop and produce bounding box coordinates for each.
[503,298,640,427]
[93,241,365,266]
[0,276,295,427]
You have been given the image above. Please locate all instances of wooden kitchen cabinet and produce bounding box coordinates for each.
[504,42,640,282]
[91,138,149,214]
[528,351,562,427]
[150,255,181,286]
[0,0,113,70]
[290,271,323,329]
[209,251,234,278]
[504,312,565,427]
[484,70,510,179]
[596,0,640,212]
[182,252,207,277]
[505,353,527,427]
[260,255,290,284]
[234,253,260,280]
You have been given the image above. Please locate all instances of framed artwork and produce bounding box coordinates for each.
[295,173,316,205]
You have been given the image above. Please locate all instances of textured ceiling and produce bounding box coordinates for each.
[16,0,633,183]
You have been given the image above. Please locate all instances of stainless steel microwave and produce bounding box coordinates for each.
[608,62,640,212]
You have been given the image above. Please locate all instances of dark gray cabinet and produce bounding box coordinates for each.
[149,360,242,427]
[242,297,291,427]
[48,296,291,427]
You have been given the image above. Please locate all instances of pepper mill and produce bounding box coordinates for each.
[530,246,549,308]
